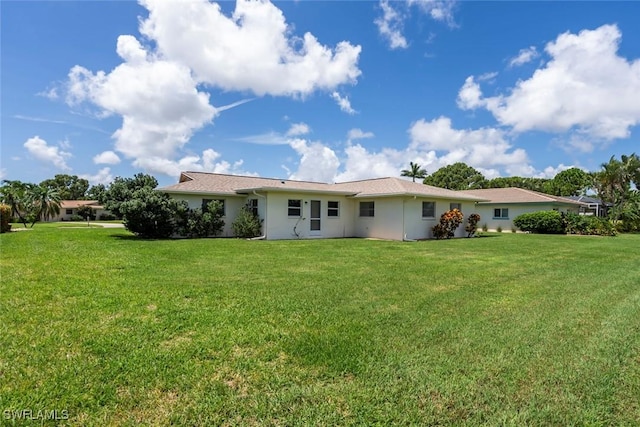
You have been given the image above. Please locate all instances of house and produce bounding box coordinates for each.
[565,195,610,217]
[54,200,110,221]
[457,187,587,231]
[159,172,488,240]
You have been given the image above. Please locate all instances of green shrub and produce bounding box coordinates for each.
[481,223,488,232]
[565,212,616,236]
[120,188,182,238]
[513,211,564,234]
[496,226,502,233]
[69,214,84,221]
[98,214,117,221]
[231,205,263,238]
[174,200,225,238]
[0,204,11,233]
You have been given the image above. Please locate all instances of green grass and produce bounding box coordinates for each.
[1,224,639,425]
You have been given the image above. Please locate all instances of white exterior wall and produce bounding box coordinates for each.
[263,192,355,240]
[353,197,404,240]
[474,203,581,232]
[402,199,480,240]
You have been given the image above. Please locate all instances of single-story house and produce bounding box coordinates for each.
[457,187,587,231]
[160,172,489,240]
[53,200,110,221]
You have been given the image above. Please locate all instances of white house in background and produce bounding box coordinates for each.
[160,172,488,241]
[457,187,587,232]
[53,200,110,221]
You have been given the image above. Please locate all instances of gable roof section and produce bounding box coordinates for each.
[160,172,487,201]
[458,187,586,206]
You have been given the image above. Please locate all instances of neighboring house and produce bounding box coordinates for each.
[53,200,110,221]
[458,187,587,231]
[565,195,610,217]
[160,172,488,241]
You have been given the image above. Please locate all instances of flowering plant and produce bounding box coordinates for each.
[432,208,464,239]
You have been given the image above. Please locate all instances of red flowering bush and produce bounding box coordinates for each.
[432,208,464,239]
[465,213,481,237]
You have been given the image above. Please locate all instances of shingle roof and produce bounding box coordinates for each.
[458,187,586,205]
[60,200,103,209]
[160,172,487,201]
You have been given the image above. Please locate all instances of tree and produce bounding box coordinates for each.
[546,168,593,196]
[595,154,640,228]
[86,184,107,203]
[29,185,62,225]
[40,174,89,200]
[401,162,427,183]
[485,176,550,192]
[423,163,487,190]
[102,173,159,218]
[0,180,31,227]
[119,187,180,238]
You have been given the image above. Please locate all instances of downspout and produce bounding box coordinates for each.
[249,190,267,240]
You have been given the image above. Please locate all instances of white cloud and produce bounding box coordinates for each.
[288,138,340,183]
[139,0,361,97]
[286,122,311,137]
[347,128,375,142]
[409,116,530,170]
[460,24,640,142]
[37,87,59,100]
[93,151,121,165]
[23,136,71,171]
[79,167,114,186]
[331,92,356,114]
[375,0,408,50]
[134,149,248,179]
[508,46,539,67]
[375,0,457,49]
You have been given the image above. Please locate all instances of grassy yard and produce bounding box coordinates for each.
[1,225,639,426]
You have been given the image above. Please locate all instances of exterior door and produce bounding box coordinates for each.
[310,200,321,235]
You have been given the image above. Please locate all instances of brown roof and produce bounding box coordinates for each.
[160,172,488,201]
[458,188,586,206]
[60,200,103,209]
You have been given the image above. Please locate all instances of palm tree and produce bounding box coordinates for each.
[401,162,427,183]
[0,180,30,227]
[28,185,62,226]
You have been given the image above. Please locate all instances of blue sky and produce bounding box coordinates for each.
[2,0,639,188]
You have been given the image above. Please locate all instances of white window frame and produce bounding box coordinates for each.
[493,208,509,219]
[327,201,340,218]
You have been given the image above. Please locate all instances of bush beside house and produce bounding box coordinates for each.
[0,204,11,233]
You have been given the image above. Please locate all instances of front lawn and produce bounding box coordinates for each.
[1,226,639,425]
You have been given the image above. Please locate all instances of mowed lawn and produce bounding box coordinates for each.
[1,225,639,426]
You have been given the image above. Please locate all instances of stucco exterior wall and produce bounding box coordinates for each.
[401,199,480,240]
[263,192,355,240]
[353,197,404,240]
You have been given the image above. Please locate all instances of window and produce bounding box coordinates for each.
[202,199,225,216]
[288,199,302,217]
[493,208,509,219]
[450,203,462,211]
[327,201,339,217]
[66,209,73,215]
[422,201,435,218]
[248,199,259,216]
[359,201,375,217]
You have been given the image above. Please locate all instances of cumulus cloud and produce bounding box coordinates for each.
[134,149,248,178]
[508,46,539,67]
[23,136,71,171]
[80,167,114,186]
[347,128,375,142]
[286,122,311,137]
[288,138,340,182]
[458,24,640,143]
[139,0,361,97]
[63,0,361,178]
[93,151,121,165]
[331,91,356,114]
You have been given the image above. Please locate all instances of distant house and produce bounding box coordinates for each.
[565,195,610,217]
[458,187,587,231]
[53,200,110,221]
[160,172,488,241]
